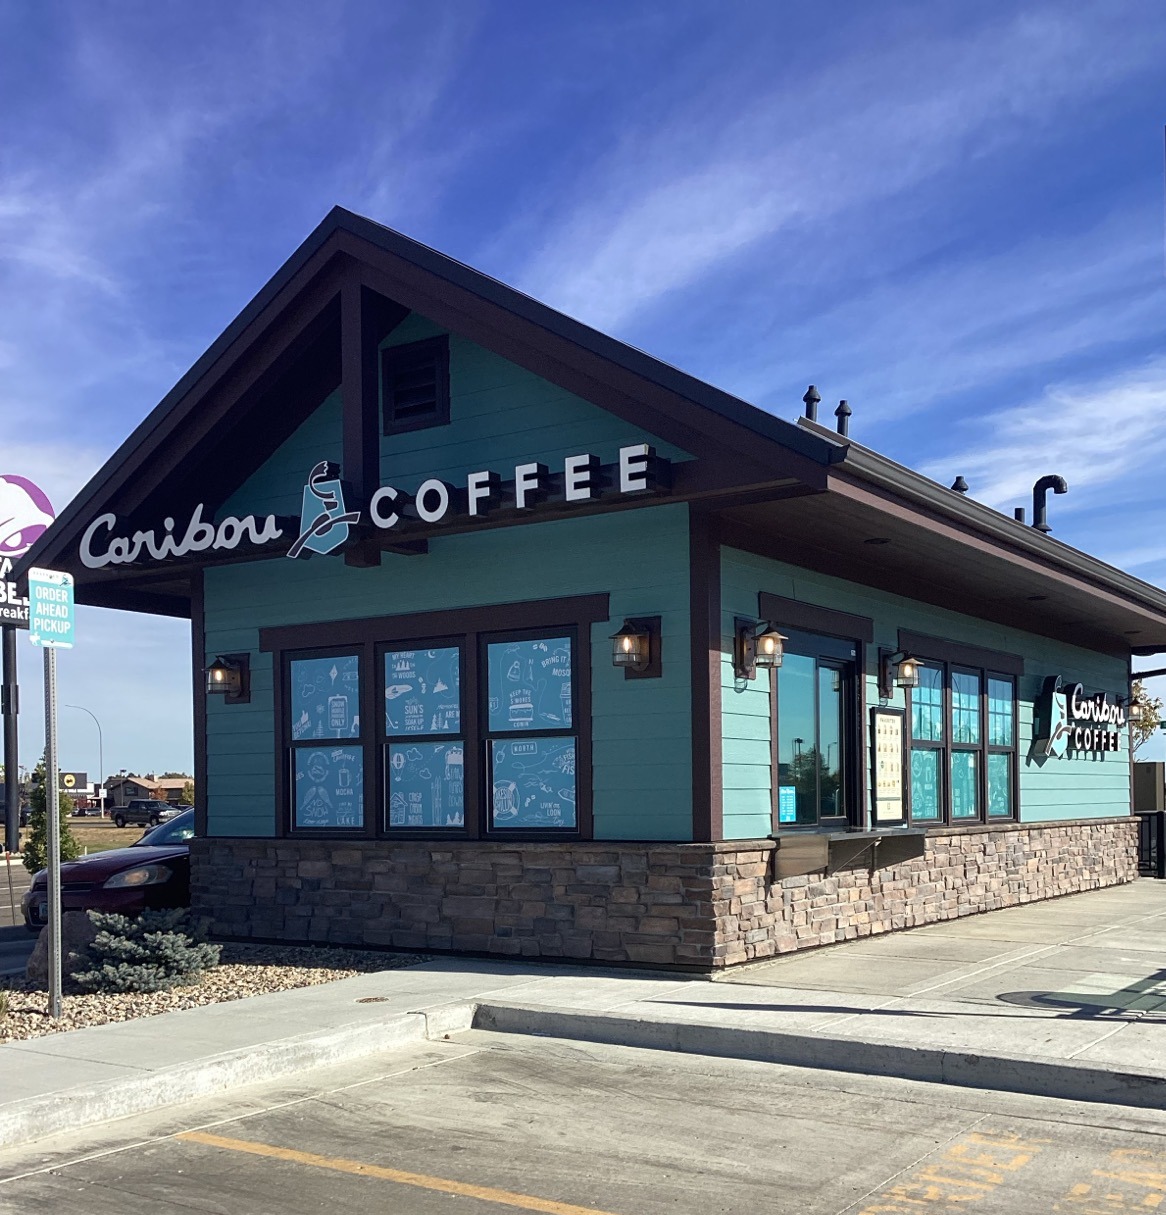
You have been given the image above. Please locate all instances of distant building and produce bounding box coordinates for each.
[104,775,190,808]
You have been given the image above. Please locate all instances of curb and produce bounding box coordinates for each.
[0,1003,476,1150]
[472,1001,1166,1111]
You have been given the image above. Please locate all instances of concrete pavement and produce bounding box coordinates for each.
[1,880,1165,1150]
[5,1032,1166,1215]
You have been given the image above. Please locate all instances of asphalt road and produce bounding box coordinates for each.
[2,1029,1165,1214]
[0,927,35,980]
[0,860,29,932]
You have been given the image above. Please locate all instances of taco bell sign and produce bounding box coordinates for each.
[0,474,56,629]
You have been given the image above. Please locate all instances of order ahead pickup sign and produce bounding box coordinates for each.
[27,567,74,648]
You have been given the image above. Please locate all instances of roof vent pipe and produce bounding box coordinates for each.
[834,399,851,436]
[1013,507,1026,523]
[1032,475,1068,534]
[803,385,820,422]
[950,476,969,494]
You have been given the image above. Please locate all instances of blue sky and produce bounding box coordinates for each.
[2,0,1166,778]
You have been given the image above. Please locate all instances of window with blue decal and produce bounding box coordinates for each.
[486,637,572,732]
[290,654,360,739]
[385,647,461,736]
[486,633,577,830]
[383,644,465,828]
[908,662,1015,827]
[288,651,365,830]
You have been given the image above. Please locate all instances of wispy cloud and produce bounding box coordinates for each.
[722,205,1165,430]
[917,357,1166,520]
[508,4,1164,331]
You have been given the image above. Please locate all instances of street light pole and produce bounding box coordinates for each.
[64,704,103,816]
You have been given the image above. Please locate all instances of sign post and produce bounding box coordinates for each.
[1,472,56,858]
[28,567,75,1020]
[2,557,29,858]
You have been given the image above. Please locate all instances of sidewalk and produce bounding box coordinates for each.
[2,880,1164,1149]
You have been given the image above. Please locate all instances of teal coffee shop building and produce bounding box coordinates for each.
[23,209,1166,968]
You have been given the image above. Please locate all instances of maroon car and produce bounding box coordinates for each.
[22,809,195,931]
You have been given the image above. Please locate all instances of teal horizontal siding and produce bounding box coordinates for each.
[721,545,1130,832]
[206,311,695,842]
[205,508,692,840]
[378,316,692,489]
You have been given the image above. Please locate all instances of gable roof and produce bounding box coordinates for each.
[15,206,1166,655]
[17,205,843,607]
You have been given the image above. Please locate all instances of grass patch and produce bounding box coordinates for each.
[68,819,148,855]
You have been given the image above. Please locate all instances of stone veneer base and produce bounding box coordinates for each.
[190,818,1140,969]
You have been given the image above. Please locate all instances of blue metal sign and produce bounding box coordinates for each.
[27,567,74,649]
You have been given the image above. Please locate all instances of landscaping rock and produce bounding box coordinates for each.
[24,911,98,988]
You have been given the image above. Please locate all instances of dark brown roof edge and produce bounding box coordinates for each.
[17,207,843,581]
[799,419,1166,622]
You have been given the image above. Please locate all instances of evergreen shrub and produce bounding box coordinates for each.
[72,908,221,993]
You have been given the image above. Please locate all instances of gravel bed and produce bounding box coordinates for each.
[0,944,427,1043]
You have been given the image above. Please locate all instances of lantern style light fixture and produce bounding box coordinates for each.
[205,654,250,704]
[734,618,786,681]
[1127,698,1145,723]
[609,617,661,679]
[878,649,921,698]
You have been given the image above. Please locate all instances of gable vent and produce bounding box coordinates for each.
[381,335,450,434]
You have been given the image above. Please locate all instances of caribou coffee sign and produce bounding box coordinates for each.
[79,443,668,570]
[1035,675,1126,758]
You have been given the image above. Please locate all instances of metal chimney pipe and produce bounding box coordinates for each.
[803,385,821,422]
[1032,475,1068,534]
[950,476,969,494]
[835,399,851,436]
[1013,507,1026,523]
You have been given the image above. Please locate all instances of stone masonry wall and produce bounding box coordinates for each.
[711,818,1139,967]
[190,817,1139,969]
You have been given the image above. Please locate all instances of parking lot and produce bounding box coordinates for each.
[2,1028,1166,1215]
[1,858,30,932]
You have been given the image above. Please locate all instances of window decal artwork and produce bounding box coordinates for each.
[384,647,461,736]
[491,737,577,829]
[293,746,363,828]
[388,741,465,827]
[290,655,360,739]
[487,637,572,733]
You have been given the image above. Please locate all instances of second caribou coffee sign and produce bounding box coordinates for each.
[80,443,668,570]
[1035,675,1126,758]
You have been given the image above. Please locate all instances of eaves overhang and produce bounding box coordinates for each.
[790,419,1166,652]
[14,207,844,607]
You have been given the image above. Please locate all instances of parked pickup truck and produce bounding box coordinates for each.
[112,800,180,828]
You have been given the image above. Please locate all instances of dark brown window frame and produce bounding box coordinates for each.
[906,658,1019,828]
[262,594,606,840]
[763,617,869,835]
[380,334,450,435]
[282,645,371,835]
[480,625,584,838]
[379,633,467,834]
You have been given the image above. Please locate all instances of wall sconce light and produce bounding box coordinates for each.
[1127,699,1145,723]
[734,618,786,681]
[205,653,250,704]
[610,617,661,680]
[879,649,920,698]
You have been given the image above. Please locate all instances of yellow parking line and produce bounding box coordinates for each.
[176,1130,623,1215]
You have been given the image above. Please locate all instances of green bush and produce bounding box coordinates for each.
[22,764,79,875]
[72,909,221,993]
